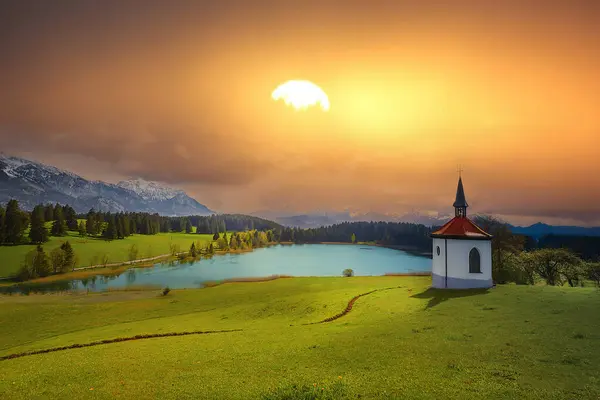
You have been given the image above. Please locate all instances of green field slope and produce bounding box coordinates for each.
[0,277,599,399]
[0,231,216,278]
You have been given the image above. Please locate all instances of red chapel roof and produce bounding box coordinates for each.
[430,216,493,240]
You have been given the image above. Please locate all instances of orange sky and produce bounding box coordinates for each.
[1,1,599,225]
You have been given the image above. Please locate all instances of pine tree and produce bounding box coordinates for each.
[121,214,130,237]
[129,218,137,235]
[213,232,220,240]
[222,231,229,250]
[60,241,76,271]
[94,213,105,235]
[78,220,86,236]
[103,215,117,240]
[189,242,197,257]
[86,209,97,236]
[53,203,62,221]
[63,205,78,230]
[5,199,26,244]
[0,205,6,244]
[116,214,124,239]
[29,205,49,244]
[351,233,356,243]
[185,219,193,234]
[51,205,67,236]
[44,204,54,221]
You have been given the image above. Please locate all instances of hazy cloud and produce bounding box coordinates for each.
[1,1,599,224]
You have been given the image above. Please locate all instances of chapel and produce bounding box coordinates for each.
[430,175,493,289]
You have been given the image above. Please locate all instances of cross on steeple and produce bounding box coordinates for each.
[457,164,464,178]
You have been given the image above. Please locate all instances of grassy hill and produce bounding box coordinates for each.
[0,229,217,278]
[0,276,598,399]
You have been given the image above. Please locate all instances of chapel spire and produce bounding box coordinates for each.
[453,171,468,217]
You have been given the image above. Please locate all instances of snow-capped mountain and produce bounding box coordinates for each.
[0,154,214,216]
[117,178,184,201]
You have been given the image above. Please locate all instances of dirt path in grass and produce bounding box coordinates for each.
[0,329,243,361]
[0,286,407,361]
[301,286,404,325]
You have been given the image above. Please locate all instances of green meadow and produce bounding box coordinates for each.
[0,276,598,399]
[0,229,216,278]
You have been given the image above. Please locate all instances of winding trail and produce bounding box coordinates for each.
[301,286,404,325]
[0,329,242,361]
[1,285,406,361]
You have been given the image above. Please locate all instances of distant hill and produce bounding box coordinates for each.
[0,154,214,216]
[508,222,600,238]
[253,210,600,238]
[250,210,451,229]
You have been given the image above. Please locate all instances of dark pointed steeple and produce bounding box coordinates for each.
[453,176,468,217]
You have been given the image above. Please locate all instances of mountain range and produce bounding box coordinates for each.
[508,222,600,239]
[2,154,599,237]
[0,154,214,216]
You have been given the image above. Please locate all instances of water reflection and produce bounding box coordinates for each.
[126,269,137,285]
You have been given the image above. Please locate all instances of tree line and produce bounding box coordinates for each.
[0,200,79,245]
[472,216,600,288]
[277,221,432,251]
[0,200,284,245]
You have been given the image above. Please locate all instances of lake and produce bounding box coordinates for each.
[3,244,432,293]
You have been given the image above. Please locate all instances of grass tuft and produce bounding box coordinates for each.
[260,379,349,400]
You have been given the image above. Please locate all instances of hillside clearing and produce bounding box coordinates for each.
[0,276,598,399]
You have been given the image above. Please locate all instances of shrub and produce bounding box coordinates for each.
[170,243,180,257]
[585,262,600,288]
[50,247,66,274]
[343,268,354,277]
[100,253,110,266]
[189,242,198,258]
[128,244,139,261]
[18,245,51,281]
[162,287,171,296]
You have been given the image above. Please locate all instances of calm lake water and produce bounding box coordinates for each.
[4,244,432,293]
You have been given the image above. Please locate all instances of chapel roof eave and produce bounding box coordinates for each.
[430,216,493,240]
[430,233,493,241]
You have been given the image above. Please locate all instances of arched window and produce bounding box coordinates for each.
[469,248,481,273]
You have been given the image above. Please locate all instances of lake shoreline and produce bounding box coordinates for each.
[0,242,432,291]
[0,275,434,297]
[0,244,276,287]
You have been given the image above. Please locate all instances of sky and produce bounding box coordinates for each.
[1,1,599,226]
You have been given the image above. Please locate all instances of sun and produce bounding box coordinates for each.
[271,80,330,111]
